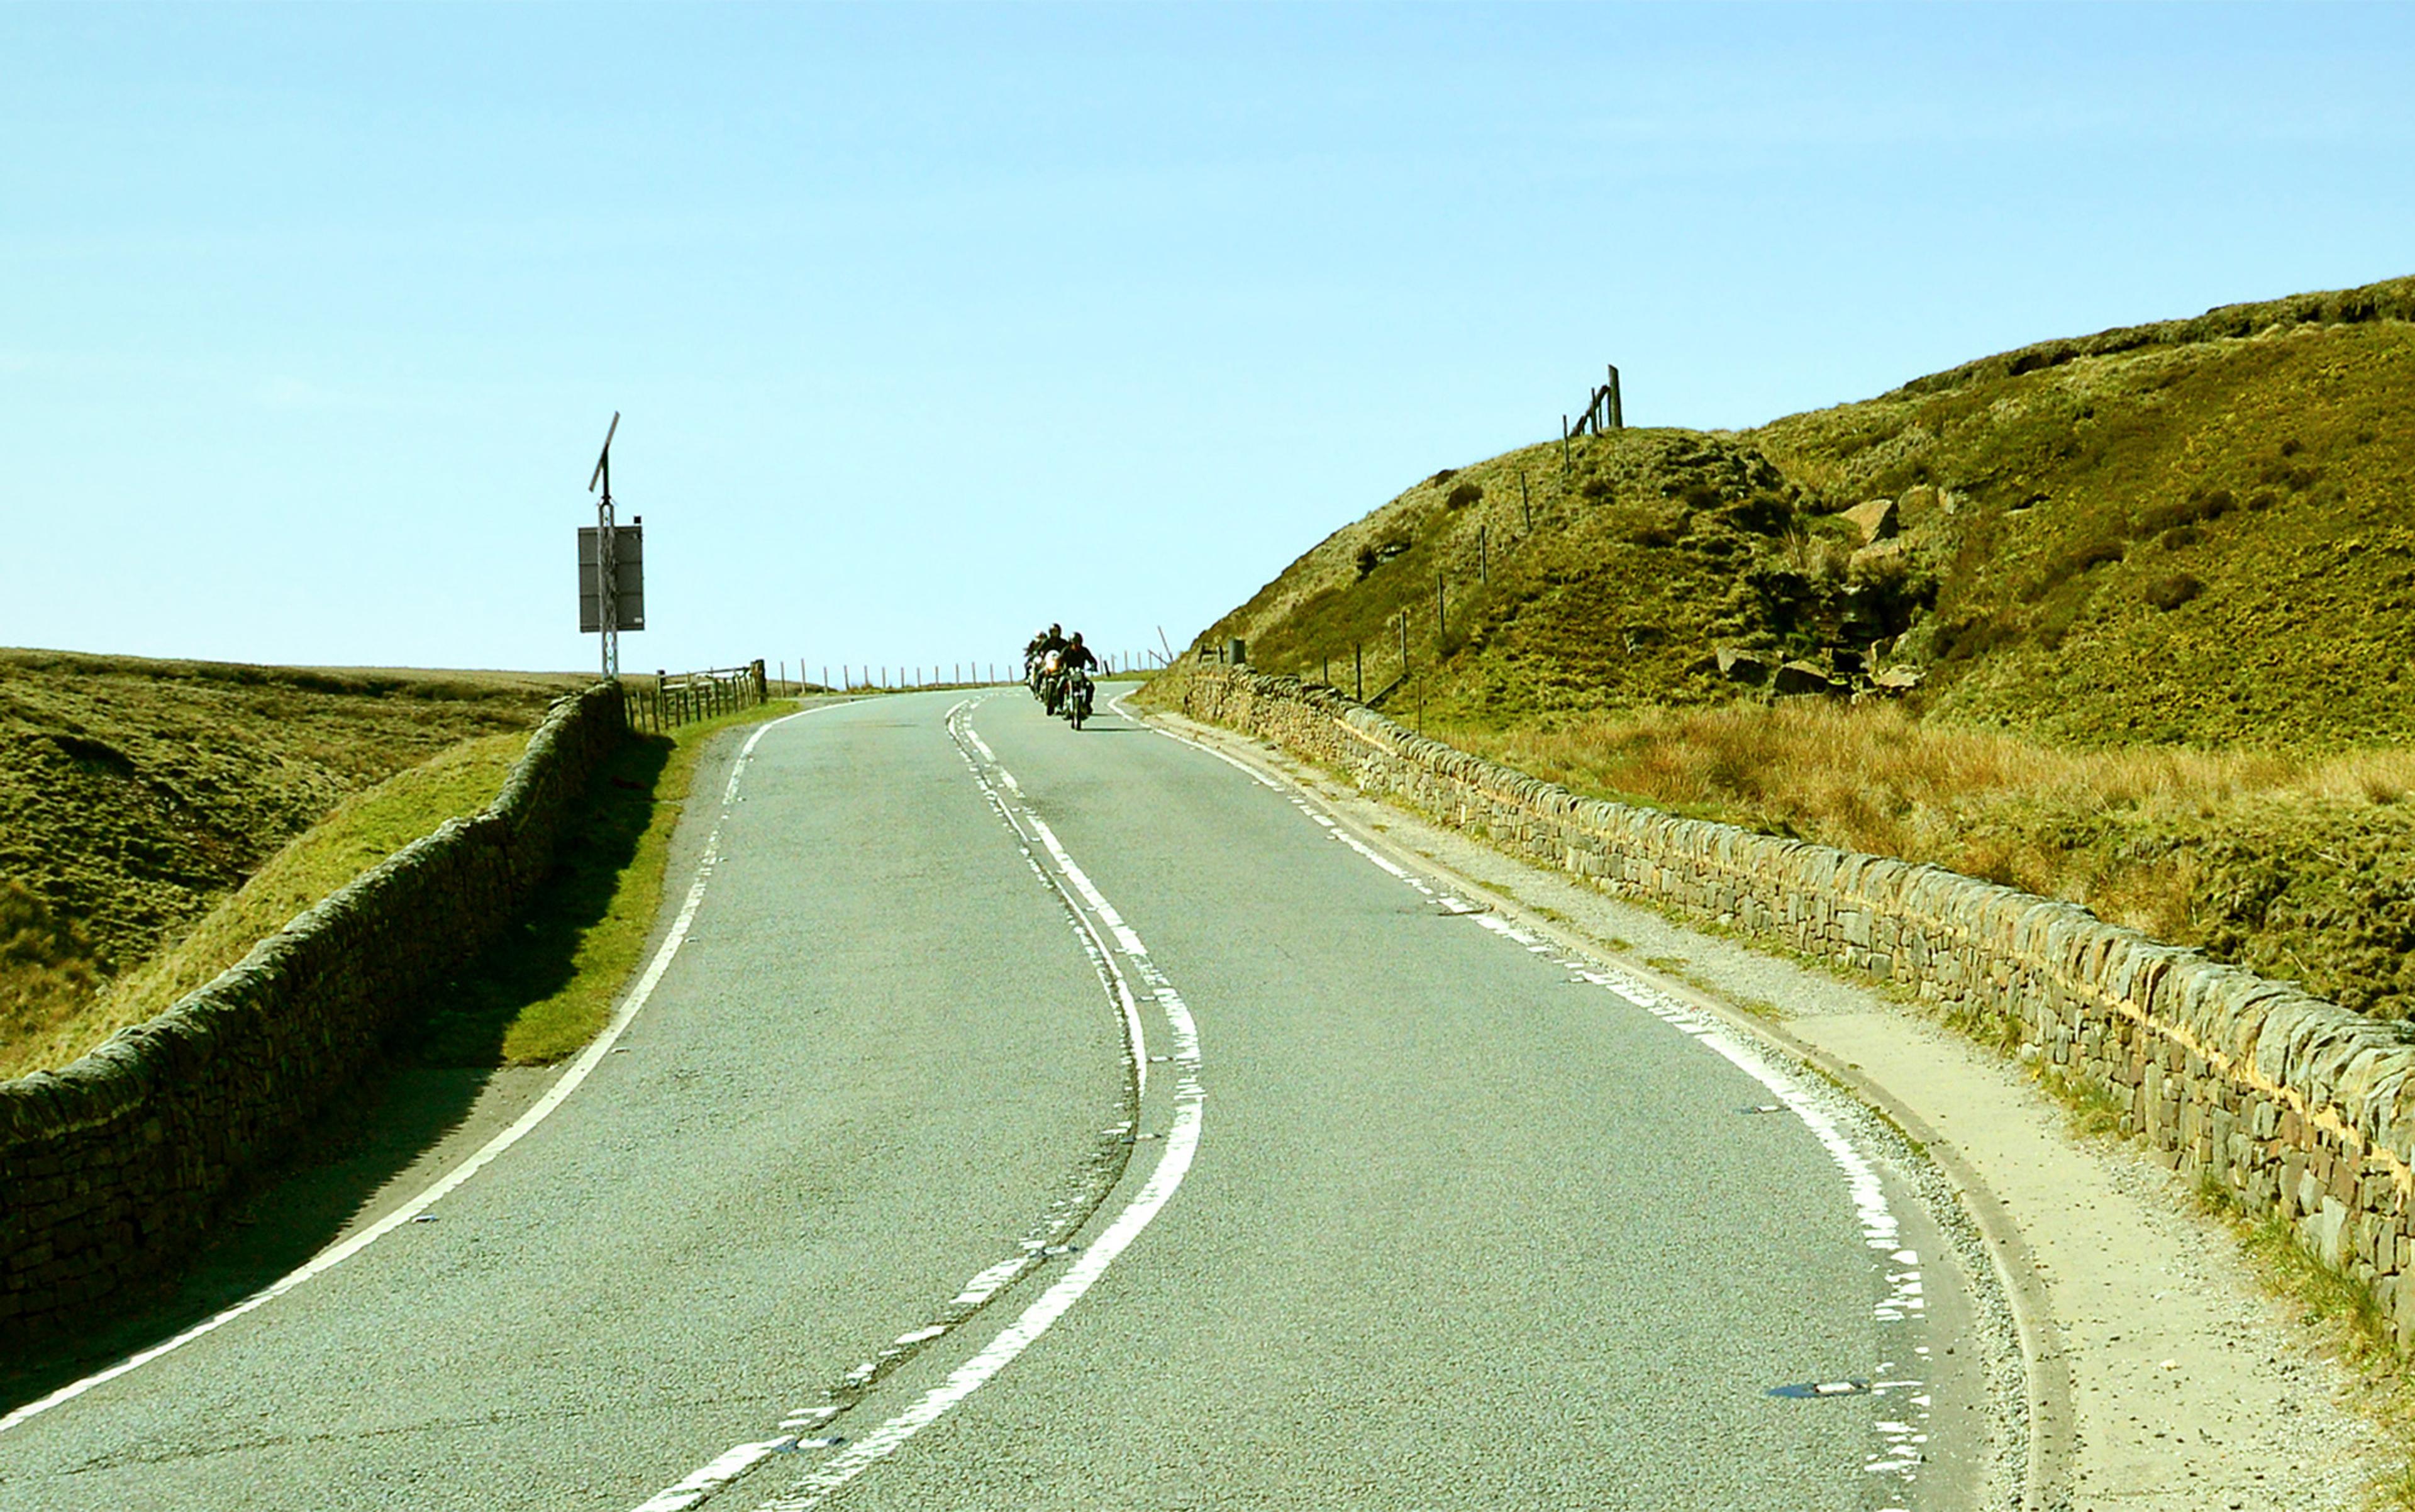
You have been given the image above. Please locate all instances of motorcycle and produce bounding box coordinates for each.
[1038,650,1067,714]
[1063,667,1094,729]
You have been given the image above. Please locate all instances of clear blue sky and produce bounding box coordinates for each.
[7,3,2411,679]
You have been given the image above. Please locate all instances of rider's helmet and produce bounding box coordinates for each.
[1069,632,1084,647]
[1049,623,1062,636]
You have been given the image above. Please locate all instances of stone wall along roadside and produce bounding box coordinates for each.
[1171,667,2415,1348]
[0,684,626,1347]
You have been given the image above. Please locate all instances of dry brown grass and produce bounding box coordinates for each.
[1444,701,2415,988]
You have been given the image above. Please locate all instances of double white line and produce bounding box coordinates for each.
[635,696,1206,1512]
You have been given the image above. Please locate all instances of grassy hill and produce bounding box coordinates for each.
[0,651,580,1069]
[1204,275,2415,748]
[1181,277,2415,1021]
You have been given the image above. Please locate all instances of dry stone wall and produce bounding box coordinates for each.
[1174,667,2415,1347]
[0,684,625,1345]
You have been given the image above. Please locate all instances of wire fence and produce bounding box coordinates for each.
[769,651,1170,696]
[618,650,1181,733]
[618,660,770,734]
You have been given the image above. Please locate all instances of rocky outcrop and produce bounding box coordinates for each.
[1844,496,1901,543]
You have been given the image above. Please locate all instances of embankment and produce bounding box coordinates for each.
[0,685,624,1345]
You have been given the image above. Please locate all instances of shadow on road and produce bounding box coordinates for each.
[0,736,674,1418]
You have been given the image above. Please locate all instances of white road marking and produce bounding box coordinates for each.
[749,699,1204,1511]
[626,695,1205,1512]
[1123,703,1936,1498]
[0,699,852,1440]
[633,1439,799,1512]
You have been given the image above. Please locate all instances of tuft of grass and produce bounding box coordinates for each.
[1,731,531,1081]
[0,883,101,1075]
[413,699,797,1066]
[2033,1062,2129,1139]
[2199,1204,2415,1508]
[1733,995,1790,1023]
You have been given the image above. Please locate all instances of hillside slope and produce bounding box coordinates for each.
[1204,275,2415,749]
[0,652,578,1052]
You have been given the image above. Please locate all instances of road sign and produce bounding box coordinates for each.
[579,524,645,632]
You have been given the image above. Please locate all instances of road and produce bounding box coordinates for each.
[0,686,1996,1510]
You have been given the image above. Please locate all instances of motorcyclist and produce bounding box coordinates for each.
[1032,624,1069,703]
[1058,633,1101,723]
[1024,628,1051,691]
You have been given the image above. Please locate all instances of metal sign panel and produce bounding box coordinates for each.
[577,525,646,632]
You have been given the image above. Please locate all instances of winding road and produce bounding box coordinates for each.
[0,687,1999,1510]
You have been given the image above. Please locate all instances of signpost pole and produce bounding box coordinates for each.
[588,413,623,682]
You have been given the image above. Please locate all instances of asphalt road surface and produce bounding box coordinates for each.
[0,687,1994,1510]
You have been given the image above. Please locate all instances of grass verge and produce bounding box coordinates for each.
[1,731,532,1082]
[412,698,801,1066]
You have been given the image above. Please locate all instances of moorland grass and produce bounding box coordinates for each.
[1186,274,2415,1020]
[1440,699,2415,1021]
[3,695,802,1081]
[0,731,533,1082]
[1204,275,2415,748]
[0,649,576,1053]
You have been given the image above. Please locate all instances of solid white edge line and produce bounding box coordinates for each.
[0,699,852,1438]
[1121,698,1936,1494]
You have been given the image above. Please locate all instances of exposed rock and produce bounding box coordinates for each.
[1849,538,1910,574]
[1870,665,1924,692]
[1844,496,1900,543]
[1773,659,1841,696]
[1716,648,1772,686]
